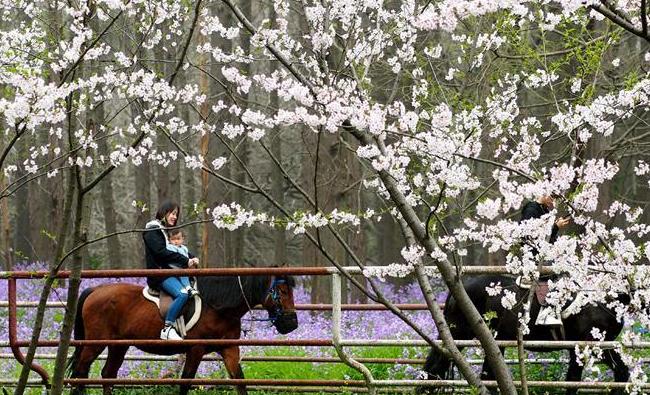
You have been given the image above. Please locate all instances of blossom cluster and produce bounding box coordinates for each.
[208,203,379,234]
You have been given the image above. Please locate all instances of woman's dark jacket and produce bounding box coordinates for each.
[143,220,191,290]
[520,201,559,244]
[520,202,560,273]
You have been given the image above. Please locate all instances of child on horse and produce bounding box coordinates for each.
[143,200,200,340]
[168,228,198,297]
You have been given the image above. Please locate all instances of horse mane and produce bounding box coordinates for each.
[196,275,295,311]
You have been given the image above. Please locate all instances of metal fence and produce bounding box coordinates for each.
[2,266,647,393]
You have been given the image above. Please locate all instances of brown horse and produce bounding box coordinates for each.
[67,274,298,395]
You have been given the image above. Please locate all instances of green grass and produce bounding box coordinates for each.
[5,339,650,395]
[3,346,420,395]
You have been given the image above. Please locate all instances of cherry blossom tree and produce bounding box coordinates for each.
[2,1,650,394]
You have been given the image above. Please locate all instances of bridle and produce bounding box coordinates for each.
[266,277,292,323]
[238,275,290,326]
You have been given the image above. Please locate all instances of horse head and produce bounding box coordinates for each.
[262,275,298,334]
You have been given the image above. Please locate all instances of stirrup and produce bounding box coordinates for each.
[515,276,532,289]
[535,307,563,326]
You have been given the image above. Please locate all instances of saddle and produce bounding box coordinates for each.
[517,277,592,340]
[143,287,202,337]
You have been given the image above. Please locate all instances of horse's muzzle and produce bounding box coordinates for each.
[273,311,298,334]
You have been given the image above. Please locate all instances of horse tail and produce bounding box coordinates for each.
[66,287,94,377]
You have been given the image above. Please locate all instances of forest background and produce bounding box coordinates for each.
[3,1,650,394]
[1,1,648,303]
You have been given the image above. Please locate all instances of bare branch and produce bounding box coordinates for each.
[220,0,316,92]
[642,0,648,36]
[82,0,204,194]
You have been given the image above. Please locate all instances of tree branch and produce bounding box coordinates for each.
[82,0,204,194]
[396,216,483,390]
[55,219,214,271]
[591,2,650,41]
[0,125,26,177]
[220,0,316,92]
[59,5,129,85]
[642,0,648,36]
[348,123,516,395]
[186,63,442,343]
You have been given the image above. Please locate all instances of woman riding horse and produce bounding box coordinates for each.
[421,277,630,395]
[421,196,629,395]
[144,200,200,340]
[68,273,299,395]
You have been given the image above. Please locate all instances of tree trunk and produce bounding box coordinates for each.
[198,0,234,268]
[345,135,365,303]
[228,139,248,268]
[44,3,64,268]
[0,174,12,270]
[304,131,349,303]
[181,112,199,256]
[96,118,122,269]
[351,129,516,395]
[198,8,211,266]
[15,91,78,395]
[134,158,151,267]
[13,139,32,263]
[31,130,56,262]
[49,181,87,395]
[271,123,287,266]
[53,163,76,266]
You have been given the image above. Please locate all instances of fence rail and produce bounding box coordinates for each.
[1,265,640,394]
[0,300,434,310]
[4,338,650,349]
[5,352,610,365]
[0,264,555,279]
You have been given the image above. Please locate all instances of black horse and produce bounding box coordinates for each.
[422,275,630,395]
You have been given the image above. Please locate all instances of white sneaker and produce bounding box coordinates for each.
[182,285,199,298]
[160,325,183,340]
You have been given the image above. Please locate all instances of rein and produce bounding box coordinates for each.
[238,275,287,329]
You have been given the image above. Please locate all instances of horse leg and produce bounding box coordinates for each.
[480,347,504,395]
[101,346,129,395]
[602,349,629,395]
[70,346,105,395]
[423,347,454,380]
[419,345,461,395]
[219,346,246,395]
[565,349,584,395]
[179,346,206,395]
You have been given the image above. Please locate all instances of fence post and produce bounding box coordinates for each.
[8,277,50,388]
[331,272,376,394]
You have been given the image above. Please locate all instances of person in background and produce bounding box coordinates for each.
[521,194,570,246]
[520,194,570,326]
